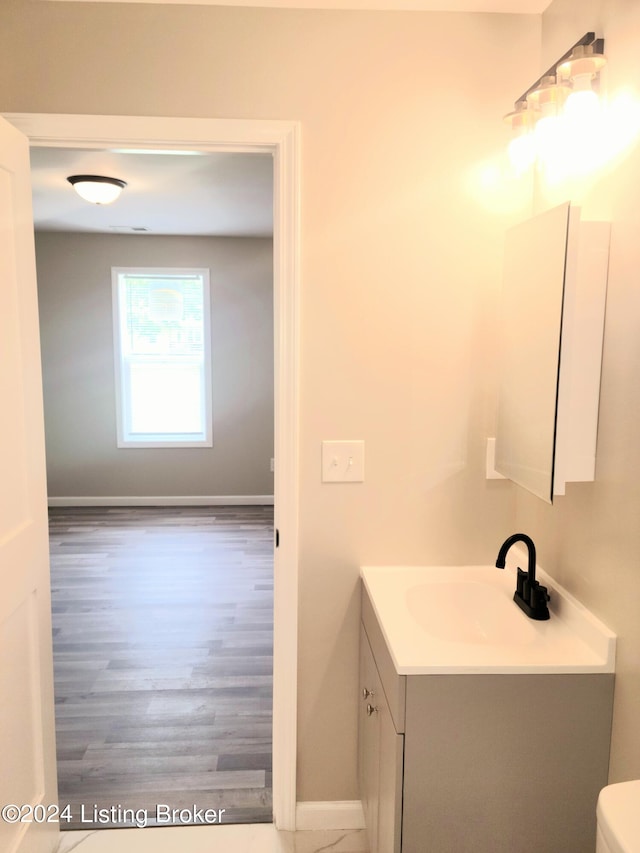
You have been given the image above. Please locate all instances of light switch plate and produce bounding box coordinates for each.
[322,440,365,483]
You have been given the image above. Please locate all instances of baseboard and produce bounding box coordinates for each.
[295,801,365,831]
[47,495,275,507]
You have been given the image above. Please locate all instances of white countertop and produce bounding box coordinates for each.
[360,553,616,675]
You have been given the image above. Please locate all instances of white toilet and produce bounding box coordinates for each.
[597,781,640,852]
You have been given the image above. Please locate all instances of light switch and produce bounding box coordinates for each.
[322,440,365,483]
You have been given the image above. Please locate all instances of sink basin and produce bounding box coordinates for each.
[406,580,537,645]
[361,555,615,675]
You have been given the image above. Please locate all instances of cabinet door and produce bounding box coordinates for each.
[377,701,403,853]
[359,625,380,852]
[359,625,404,853]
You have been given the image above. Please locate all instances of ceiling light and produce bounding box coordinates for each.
[67,175,127,205]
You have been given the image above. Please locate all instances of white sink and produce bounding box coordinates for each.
[406,580,537,645]
[361,551,615,675]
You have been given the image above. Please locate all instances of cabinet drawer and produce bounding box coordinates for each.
[361,586,406,733]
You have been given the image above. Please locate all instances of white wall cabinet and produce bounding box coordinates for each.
[358,585,614,853]
[494,203,610,502]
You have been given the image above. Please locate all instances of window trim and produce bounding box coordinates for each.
[111,266,213,449]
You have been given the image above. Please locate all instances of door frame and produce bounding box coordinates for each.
[3,112,301,832]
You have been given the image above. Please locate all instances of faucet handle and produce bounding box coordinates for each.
[530,582,550,615]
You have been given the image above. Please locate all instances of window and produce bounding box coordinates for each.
[112,267,212,447]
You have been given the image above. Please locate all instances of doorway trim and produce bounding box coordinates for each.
[4,112,300,832]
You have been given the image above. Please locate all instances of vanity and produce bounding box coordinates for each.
[358,557,616,853]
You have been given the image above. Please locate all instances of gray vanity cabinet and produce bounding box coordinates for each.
[359,624,403,853]
[359,585,615,853]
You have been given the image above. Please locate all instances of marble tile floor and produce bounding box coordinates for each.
[55,825,369,853]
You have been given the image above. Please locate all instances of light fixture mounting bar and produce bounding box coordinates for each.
[514,32,604,107]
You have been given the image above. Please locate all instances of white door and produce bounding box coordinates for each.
[0,117,59,853]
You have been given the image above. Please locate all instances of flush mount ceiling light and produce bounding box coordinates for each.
[504,32,606,171]
[67,174,127,205]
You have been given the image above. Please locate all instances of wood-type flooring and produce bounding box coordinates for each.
[49,505,274,829]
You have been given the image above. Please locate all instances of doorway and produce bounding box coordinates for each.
[4,112,300,832]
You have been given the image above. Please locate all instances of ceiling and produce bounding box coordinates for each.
[30,146,274,237]
[46,0,552,11]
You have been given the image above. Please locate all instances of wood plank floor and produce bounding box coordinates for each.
[49,505,274,829]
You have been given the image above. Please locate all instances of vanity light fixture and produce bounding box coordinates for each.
[504,32,606,170]
[67,174,127,205]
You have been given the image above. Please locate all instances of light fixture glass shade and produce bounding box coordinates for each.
[526,75,570,113]
[564,73,601,121]
[504,104,537,172]
[525,76,569,169]
[557,44,606,83]
[67,175,127,205]
[558,45,606,124]
[508,133,537,173]
[534,102,563,168]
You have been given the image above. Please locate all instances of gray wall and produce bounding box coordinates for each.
[35,232,274,498]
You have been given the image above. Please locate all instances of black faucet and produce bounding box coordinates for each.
[495,533,550,620]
